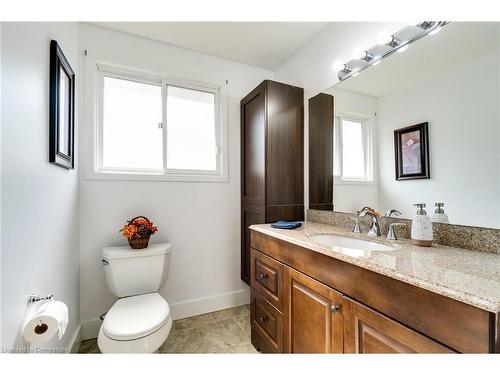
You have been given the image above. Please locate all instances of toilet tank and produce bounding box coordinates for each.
[102,243,172,298]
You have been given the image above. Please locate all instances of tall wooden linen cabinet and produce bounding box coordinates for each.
[240,80,304,284]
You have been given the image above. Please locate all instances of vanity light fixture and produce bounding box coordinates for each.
[352,46,366,60]
[429,27,442,35]
[397,44,409,53]
[376,30,393,45]
[331,59,346,72]
[334,21,448,81]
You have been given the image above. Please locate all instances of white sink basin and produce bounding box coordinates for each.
[307,234,395,257]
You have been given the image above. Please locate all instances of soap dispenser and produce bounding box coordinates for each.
[431,203,449,224]
[411,203,433,247]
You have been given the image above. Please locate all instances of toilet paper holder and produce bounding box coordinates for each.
[27,294,54,305]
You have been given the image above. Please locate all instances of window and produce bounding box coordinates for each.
[334,116,373,182]
[93,64,225,181]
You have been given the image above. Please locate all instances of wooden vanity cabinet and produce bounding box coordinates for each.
[240,80,304,285]
[250,230,498,354]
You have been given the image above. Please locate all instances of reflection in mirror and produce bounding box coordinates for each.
[309,22,500,228]
[309,93,334,210]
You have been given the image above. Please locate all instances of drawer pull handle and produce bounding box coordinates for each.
[331,304,341,314]
[259,274,269,280]
[259,316,268,323]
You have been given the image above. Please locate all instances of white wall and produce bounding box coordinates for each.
[1,23,80,351]
[377,50,500,228]
[274,22,404,211]
[78,24,273,336]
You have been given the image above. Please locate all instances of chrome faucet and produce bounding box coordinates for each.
[384,209,402,218]
[350,217,362,233]
[386,223,406,240]
[358,207,382,237]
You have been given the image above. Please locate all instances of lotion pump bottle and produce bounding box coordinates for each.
[411,203,433,247]
[431,203,449,224]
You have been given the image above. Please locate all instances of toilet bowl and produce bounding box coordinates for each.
[98,243,173,353]
[98,293,172,353]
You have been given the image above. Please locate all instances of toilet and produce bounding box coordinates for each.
[97,243,173,353]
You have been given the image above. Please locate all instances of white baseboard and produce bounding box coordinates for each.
[169,288,250,320]
[79,288,250,341]
[67,324,82,353]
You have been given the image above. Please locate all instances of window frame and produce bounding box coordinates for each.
[333,114,375,185]
[85,62,228,182]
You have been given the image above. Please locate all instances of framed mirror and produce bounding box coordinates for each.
[49,39,75,169]
[308,22,500,228]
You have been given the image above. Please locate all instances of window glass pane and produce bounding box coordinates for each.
[102,76,163,170]
[341,119,365,178]
[166,86,216,171]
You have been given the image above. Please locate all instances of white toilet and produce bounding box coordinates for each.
[97,243,173,353]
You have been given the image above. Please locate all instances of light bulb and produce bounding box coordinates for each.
[376,30,393,45]
[397,44,409,53]
[331,60,345,72]
[429,27,442,35]
[352,46,366,60]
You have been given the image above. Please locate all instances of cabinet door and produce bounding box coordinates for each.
[343,297,454,353]
[241,205,265,284]
[241,83,266,206]
[285,267,344,353]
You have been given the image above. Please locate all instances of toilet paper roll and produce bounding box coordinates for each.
[22,300,69,344]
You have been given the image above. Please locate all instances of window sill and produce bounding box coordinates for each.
[334,178,376,186]
[84,169,228,183]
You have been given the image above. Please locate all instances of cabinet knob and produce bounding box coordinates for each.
[259,316,268,323]
[259,273,269,280]
[331,304,341,314]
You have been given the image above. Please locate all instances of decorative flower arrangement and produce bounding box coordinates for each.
[120,216,158,249]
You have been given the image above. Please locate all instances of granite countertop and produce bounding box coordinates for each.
[250,221,500,313]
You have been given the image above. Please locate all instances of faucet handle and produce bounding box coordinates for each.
[387,223,406,240]
[350,217,362,233]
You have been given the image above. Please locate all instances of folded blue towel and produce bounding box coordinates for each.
[271,220,302,230]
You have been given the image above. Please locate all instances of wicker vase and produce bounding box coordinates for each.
[128,235,151,250]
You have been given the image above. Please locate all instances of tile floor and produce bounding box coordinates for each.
[78,304,257,354]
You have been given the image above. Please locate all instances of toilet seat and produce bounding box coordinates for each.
[98,316,172,353]
[103,293,170,340]
[98,293,172,353]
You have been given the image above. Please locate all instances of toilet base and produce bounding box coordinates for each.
[97,315,172,353]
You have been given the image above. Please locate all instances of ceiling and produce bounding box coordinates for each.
[91,22,328,70]
[327,22,500,97]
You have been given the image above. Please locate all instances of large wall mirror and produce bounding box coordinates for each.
[309,22,500,228]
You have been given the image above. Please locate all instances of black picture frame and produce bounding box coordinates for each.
[49,40,75,169]
[394,122,430,181]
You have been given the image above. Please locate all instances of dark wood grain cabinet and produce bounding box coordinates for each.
[250,231,499,353]
[308,93,334,211]
[240,80,304,284]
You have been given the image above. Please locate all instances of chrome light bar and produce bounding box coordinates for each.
[336,21,448,81]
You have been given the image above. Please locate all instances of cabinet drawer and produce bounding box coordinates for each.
[250,249,284,311]
[251,291,284,353]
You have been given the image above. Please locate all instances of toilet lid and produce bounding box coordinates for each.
[103,293,170,341]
